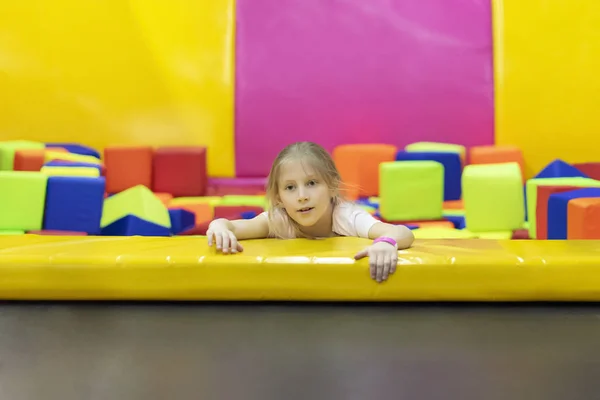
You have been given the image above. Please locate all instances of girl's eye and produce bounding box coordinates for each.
[307,180,317,186]
[285,185,294,191]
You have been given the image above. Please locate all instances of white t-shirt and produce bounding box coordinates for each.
[260,201,380,239]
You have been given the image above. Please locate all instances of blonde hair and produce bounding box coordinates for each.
[265,141,347,239]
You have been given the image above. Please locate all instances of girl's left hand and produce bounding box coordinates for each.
[354,241,398,283]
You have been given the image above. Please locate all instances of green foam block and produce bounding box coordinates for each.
[405,141,466,160]
[462,162,524,232]
[476,231,513,239]
[220,195,267,209]
[525,177,600,239]
[0,230,25,235]
[0,171,48,230]
[379,160,444,221]
[101,185,171,228]
[413,228,476,239]
[0,140,46,171]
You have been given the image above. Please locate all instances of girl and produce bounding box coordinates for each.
[206,141,414,283]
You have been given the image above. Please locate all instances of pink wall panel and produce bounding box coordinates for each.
[235,0,494,177]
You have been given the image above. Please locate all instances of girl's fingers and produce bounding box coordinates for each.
[228,231,238,253]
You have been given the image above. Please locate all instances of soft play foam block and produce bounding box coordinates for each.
[170,196,222,207]
[41,166,100,177]
[168,209,196,235]
[572,162,600,180]
[567,197,600,239]
[45,143,101,159]
[169,203,213,227]
[395,150,462,200]
[0,171,48,230]
[476,231,513,239]
[214,205,265,219]
[101,215,171,237]
[101,185,171,230]
[468,145,525,181]
[0,230,25,235]
[220,195,267,209]
[534,159,589,179]
[412,228,476,239]
[462,162,524,232]
[0,141,46,171]
[525,177,600,239]
[511,229,530,239]
[535,185,584,240]
[14,149,45,172]
[43,176,106,234]
[154,193,173,206]
[152,146,207,197]
[444,215,466,229]
[379,161,444,221]
[45,151,101,166]
[332,144,397,198]
[405,142,466,163]
[547,188,600,240]
[103,146,153,193]
[44,161,103,174]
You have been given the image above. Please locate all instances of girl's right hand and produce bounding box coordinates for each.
[206,222,244,254]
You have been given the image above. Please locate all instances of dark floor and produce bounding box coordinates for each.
[0,302,598,400]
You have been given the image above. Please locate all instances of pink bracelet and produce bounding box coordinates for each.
[373,236,398,248]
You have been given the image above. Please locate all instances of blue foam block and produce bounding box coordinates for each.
[535,159,589,179]
[443,215,466,229]
[43,176,105,234]
[356,197,379,209]
[395,150,461,200]
[45,143,101,159]
[547,188,600,239]
[101,215,171,236]
[44,160,102,173]
[169,209,196,234]
[241,211,258,219]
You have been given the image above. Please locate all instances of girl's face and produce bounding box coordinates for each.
[277,159,333,228]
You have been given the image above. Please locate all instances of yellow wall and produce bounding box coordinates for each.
[0,0,235,177]
[493,0,600,178]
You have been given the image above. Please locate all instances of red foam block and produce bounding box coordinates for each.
[572,162,600,180]
[152,147,207,197]
[213,205,264,219]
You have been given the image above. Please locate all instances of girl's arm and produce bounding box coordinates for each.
[210,213,270,240]
[368,222,414,250]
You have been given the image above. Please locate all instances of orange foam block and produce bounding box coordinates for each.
[333,144,397,199]
[154,193,173,206]
[104,146,153,193]
[14,149,45,171]
[443,199,464,210]
[535,185,583,240]
[469,145,525,181]
[414,221,455,229]
[567,197,600,239]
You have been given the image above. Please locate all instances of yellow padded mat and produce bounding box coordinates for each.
[0,235,599,301]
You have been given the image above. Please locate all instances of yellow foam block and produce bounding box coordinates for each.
[44,151,101,165]
[493,0,600,179]
[0,236,599,301]
[41,166,100,177]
